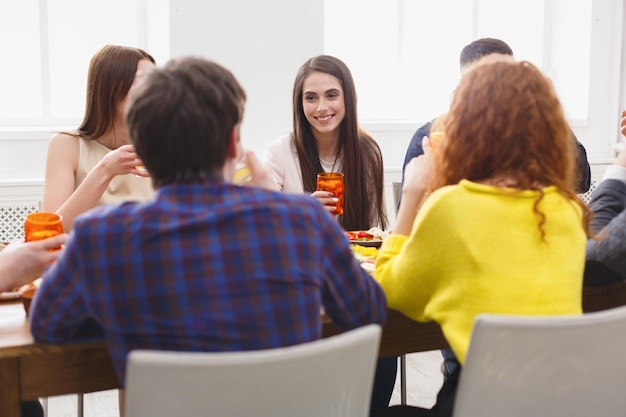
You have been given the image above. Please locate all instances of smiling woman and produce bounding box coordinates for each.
[264,55,388,232]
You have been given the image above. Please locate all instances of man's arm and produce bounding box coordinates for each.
[584,151,626,285]
[29,231,104,343]
[402,122,432,178]
[399,121,432,209]
[584,183,626,285]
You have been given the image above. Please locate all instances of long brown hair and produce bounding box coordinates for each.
[291,55,387,230]
[75,45,155,140]
[430,60,591,237]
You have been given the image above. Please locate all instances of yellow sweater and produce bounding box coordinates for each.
[375,180,586,364]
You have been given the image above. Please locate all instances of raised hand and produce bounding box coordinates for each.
[99,144,150,178]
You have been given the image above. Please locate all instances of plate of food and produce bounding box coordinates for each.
[345,227,389,248]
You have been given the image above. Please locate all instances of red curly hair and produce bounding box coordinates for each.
[430,60,591,238]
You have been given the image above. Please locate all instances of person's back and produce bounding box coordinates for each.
[30,56,386,384]
[389,180,585,362]
[32,180,384,379]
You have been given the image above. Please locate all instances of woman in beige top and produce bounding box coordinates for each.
[43,45,156,231]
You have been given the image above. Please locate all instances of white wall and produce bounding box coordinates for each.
[1,0,624,230]
[169,0,324,158]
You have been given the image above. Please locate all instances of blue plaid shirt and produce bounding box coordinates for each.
[30,179,386,383]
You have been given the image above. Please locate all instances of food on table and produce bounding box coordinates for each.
[351,244,378,264]
[345,227,389,242]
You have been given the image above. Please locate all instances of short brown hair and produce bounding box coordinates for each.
[126,56,246,187]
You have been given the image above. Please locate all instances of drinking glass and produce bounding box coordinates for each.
[22,212,63,316]
[24,212,64,243]
[316,172,344,214]
[233,159,252,185]
[428,131,445,152]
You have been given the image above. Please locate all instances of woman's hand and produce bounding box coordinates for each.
[310,191,339,214]
[621,109,626,139]
[98,144,150,178]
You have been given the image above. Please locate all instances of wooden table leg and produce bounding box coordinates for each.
[0,357,22,417]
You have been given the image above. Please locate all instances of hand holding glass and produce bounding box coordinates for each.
[22,212,63,315]
[316,172,344,214]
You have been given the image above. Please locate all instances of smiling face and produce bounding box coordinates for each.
[301,71,345,138]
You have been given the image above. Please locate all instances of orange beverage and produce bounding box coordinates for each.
[233,165,252,185]
[24,212,64,247]
[316,172,344,214]
[429,131,444,152]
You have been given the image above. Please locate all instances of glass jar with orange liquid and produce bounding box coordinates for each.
[316,172,344,214]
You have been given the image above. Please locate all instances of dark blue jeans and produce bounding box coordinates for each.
[440,349,460,376]
[21,401,44,417]
[370,356,398,417]
[374,362,461,417]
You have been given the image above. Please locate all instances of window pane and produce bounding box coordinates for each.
[325,0,401,120]
[47,0,141,120]
[0,1,43,119]
[325,0,591,124]
[477,0,545,66]
[401,1,474,121]
[549,0,591,120]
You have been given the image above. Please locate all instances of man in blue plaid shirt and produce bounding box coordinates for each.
[30,57,386,385]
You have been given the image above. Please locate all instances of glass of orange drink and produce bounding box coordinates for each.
[24,212,64,245]
[316,172,344,214]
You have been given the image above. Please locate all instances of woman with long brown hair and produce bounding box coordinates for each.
[375,60,592,417]
[264,55,391,417]
[264,55,387,231]
[42,45,155,231]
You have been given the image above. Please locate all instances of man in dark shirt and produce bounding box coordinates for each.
[401,38,591,202]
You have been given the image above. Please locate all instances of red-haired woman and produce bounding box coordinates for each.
[375,60,592,416]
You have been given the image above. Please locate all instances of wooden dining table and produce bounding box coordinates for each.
[2,281,626,417]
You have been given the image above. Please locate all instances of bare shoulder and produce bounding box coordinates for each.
[46,132,81,169]
[48,132,80,154]
[49,131,79,145]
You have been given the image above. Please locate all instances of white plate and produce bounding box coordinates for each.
[349,239,383,248]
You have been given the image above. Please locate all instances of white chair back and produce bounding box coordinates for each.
[453,305,626,417]
[124,323,382,417]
